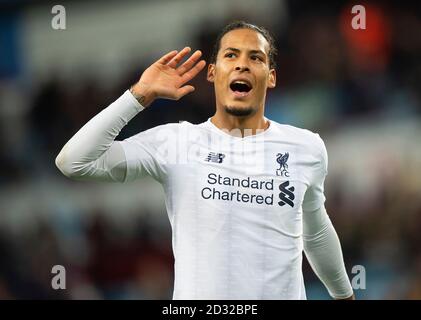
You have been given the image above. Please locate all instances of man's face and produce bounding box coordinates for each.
[207,28,276,117]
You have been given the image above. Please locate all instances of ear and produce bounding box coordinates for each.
[267,69,276,89]
[207,63,215,83]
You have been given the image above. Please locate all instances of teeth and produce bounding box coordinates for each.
[233,81,250,87]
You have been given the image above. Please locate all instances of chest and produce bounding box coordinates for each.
[166,139,314,213]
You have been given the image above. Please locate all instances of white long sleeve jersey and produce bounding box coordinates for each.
[56,90,353,300]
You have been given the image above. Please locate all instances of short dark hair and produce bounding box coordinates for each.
[210,21,277,70]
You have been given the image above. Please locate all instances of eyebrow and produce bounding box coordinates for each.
[224,47,266,56]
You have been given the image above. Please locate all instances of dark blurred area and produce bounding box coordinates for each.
[0,0,420,299]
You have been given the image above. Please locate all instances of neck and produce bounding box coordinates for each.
[211,108,269,138]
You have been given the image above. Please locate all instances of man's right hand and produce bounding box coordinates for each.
[130,47,206,108]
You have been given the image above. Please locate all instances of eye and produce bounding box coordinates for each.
[225,52,236,58]
[251,55,263,62]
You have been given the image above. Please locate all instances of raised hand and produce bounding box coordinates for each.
[130,47,206,107]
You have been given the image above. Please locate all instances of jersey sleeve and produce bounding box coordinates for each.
[119,124,178,183]
[302,134,328,212]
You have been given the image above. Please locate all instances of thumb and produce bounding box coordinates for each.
[177,85,195,99]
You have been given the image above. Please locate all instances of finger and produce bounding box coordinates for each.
[167,47,191,68]
[156,50,178,65]
[180,60,206,83]
[176,85,195,98]
[176,50,202,75]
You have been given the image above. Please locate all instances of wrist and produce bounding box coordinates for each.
[129,83,156,108]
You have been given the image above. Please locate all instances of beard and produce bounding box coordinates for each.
[224,105,257,117]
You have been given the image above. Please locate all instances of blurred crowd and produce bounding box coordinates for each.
[0,0,420,299]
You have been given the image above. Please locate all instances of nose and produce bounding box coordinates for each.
[235,65,250,72]
[234,55,250,72]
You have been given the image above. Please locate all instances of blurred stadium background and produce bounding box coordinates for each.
[0,0,420,299]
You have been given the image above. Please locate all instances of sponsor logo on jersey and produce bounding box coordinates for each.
[278,181,295,207]
[201,172,296,208]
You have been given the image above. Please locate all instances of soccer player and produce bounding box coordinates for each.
[55,21,355,300]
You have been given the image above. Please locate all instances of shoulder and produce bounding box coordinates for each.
[268,120,326,156]
[128,121,192,137]
[151,120,205,132]
[124,121,206,144]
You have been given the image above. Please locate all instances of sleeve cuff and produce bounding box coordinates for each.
[124,89,145,112]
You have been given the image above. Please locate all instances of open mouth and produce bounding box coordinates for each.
[229,80,252,97]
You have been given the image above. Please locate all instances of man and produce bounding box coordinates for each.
[56,21,354,300]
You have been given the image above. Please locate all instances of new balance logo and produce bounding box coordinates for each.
[205,152,225,163]
[278,181,295,207]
